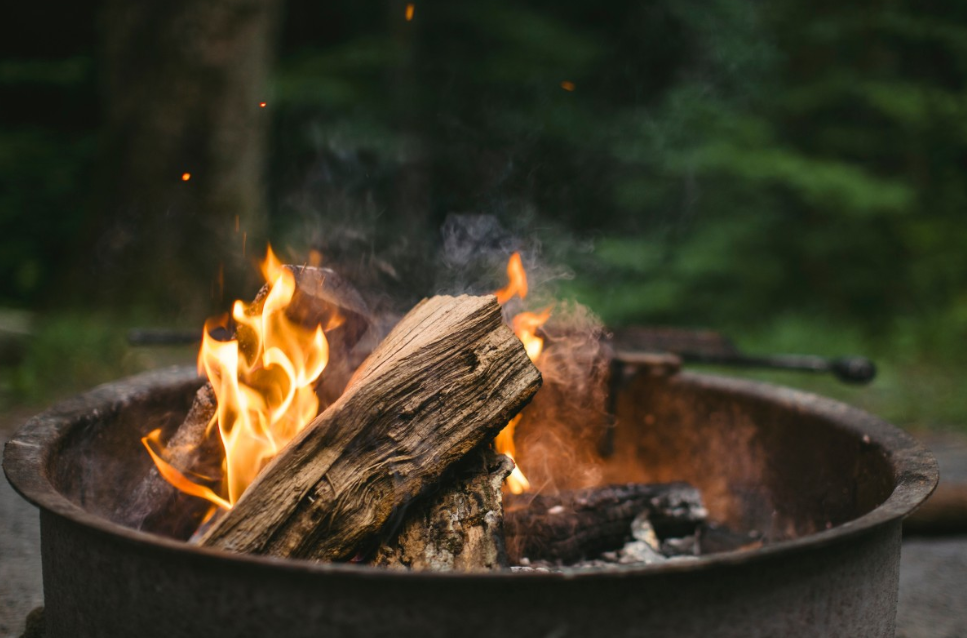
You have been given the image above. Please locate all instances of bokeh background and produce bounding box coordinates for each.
[1,0,965,430]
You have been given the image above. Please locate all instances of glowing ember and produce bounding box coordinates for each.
[560,81,575,91]
[143,245,330,510]
[494,252,551,493]
[259,102,267,108]
[181,172,191,181]
[405,3,415,21]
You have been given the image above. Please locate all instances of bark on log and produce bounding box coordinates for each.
[373,447,514,571]
[122,266,372,539]
[503,482,706,564]
[199,294,542,561]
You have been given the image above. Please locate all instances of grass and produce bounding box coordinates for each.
[718,315,967,430]
[0,311,196,411]
[689,362,967,431]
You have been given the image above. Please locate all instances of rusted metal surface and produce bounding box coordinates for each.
[3,365,938,638]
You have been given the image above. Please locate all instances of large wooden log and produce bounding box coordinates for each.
[504,482,706,564]
[199,294,542,561]
[372,446,514,571]
[121,266,373,539]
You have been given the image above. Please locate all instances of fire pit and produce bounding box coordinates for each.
[4,360,936,637]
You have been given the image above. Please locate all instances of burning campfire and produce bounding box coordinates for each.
[2,241,937,634]
[126,245,757,570]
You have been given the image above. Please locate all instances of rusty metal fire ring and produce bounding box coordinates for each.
[3,366,939,638]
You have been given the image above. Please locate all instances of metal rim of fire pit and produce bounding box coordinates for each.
[3,365,938,581]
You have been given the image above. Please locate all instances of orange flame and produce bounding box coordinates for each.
[142,429,231,510]
[405,3,415,20]
[146,245,330,510]
[494,252,527,304]
[493,252,550,494]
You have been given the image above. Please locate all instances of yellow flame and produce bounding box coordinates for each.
[513,308,552,361]
[259,244,286,285]
[150,245,329,511]
[495,415,529,494]
[493,253,550,493]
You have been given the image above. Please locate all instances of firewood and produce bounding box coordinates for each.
[503,482,706,564]
[115,383,221,537]
[372,446,514,571]
[199,295,542,561]
[121,266,373,539]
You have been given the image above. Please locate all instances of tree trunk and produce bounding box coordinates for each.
[86,0,282,314]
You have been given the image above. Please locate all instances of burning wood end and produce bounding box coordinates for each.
[129,248,743,571]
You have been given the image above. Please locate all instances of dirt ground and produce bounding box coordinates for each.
[0,409,43,638]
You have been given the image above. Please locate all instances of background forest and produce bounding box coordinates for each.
[1,0,965,428]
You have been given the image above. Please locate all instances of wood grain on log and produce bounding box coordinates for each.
[504,482,706,564]
[199,295,542,561]
[373,447,514,571]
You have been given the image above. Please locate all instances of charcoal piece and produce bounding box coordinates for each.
[503,482,706,564]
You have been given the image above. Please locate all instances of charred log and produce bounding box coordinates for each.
[373,447,514,572]
[503,482,706,564]
[199,295,542,561]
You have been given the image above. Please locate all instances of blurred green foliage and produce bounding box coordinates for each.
[0,314,140,406]
[269,0,967,427]
[1,0,965,426]
[0,56,97,307]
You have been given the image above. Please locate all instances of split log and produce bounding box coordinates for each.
[373,447,514,571]
[503,482,706,564]
[120,266,373,539]
[199,294,542,561]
